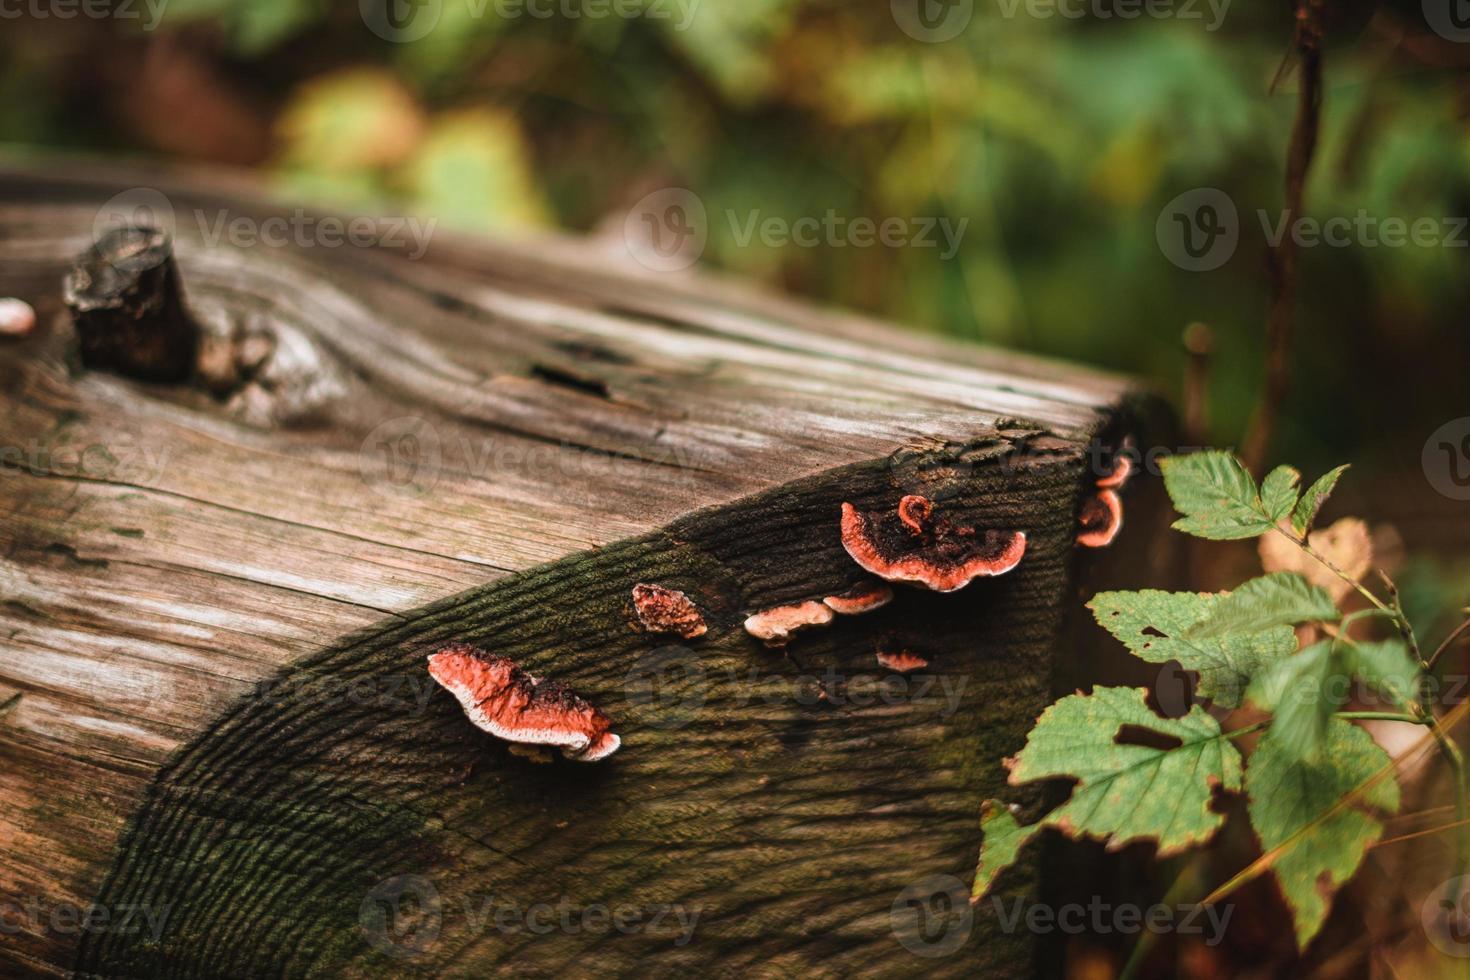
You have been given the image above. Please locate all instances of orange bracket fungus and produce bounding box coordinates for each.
[822,580,894,615]
[875,648,929,673]
[1076,488,1123,548]
[1096,452,1133,489]
[839,494,1026,593]
[427,643,620,762]
[744,601,834,646]
[631,583,707,639]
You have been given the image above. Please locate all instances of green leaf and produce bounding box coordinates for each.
[1340,638,1421,710]
[974,687,1243,901]
[1089,590,1296,708]
[1260,466,1302,523]
[1162,451,1276,540]
[1185,573,1340,639]
[1291,465,1349,537]
[973,801,1042,900]
[1246,718,1400,950]
[1246,641,1342,763]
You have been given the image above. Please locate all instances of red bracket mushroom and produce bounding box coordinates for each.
[1077,442,1132,548]
[839,495,1026,593]
[1076,488,1123,548]
[631,583,707,639]
[822,580,894,615]
[876,647,929,673]
[427,644,620,762]
[744,601,834,647]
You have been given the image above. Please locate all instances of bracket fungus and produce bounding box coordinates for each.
[1076,488,1123,548]
[875,648,929,673]
[744,601,834,646]
[427,643,620,762]
[631,583,707,639]
[839,495,1026,593]
[822,580,894,615]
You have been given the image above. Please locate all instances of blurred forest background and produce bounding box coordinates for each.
[3,2,1470,974]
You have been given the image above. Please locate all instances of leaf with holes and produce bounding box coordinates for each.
[1089,590,1296,709]
[1162,451,1276,540]
[1185,573,1339,640]
[973,687,1242,901]
[1247,718,1400,950]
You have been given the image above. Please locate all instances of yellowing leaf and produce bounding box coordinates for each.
[1259,517,1373,605]
[405,111,550,232]
[276,68,424,173]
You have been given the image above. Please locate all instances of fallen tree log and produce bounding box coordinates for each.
[0,161,1166,978]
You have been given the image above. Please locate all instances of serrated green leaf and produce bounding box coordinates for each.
[1089,590,1296,708]
[973,801,1042,900]
[1340,638,1421,710]
[1163,451,1276,540]
[1247,718,1400,950]
[1185,573,1340,639]
[1260,466,1302,523]
[973,687,1242,902]
[1247,641,1342,762]
[1291,465,1349,537]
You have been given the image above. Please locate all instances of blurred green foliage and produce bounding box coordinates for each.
[1,0,1467,476]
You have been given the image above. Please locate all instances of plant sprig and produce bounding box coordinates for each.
[974,450,1468,954]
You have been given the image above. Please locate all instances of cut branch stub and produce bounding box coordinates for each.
[427,643,620,762]
[631,583,707,639]
[62,225,198,382]
[840,495,1026,593]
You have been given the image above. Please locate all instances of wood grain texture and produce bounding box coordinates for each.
[0,162,1160,978]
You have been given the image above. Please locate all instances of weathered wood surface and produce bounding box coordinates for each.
[0,161,1160,978]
